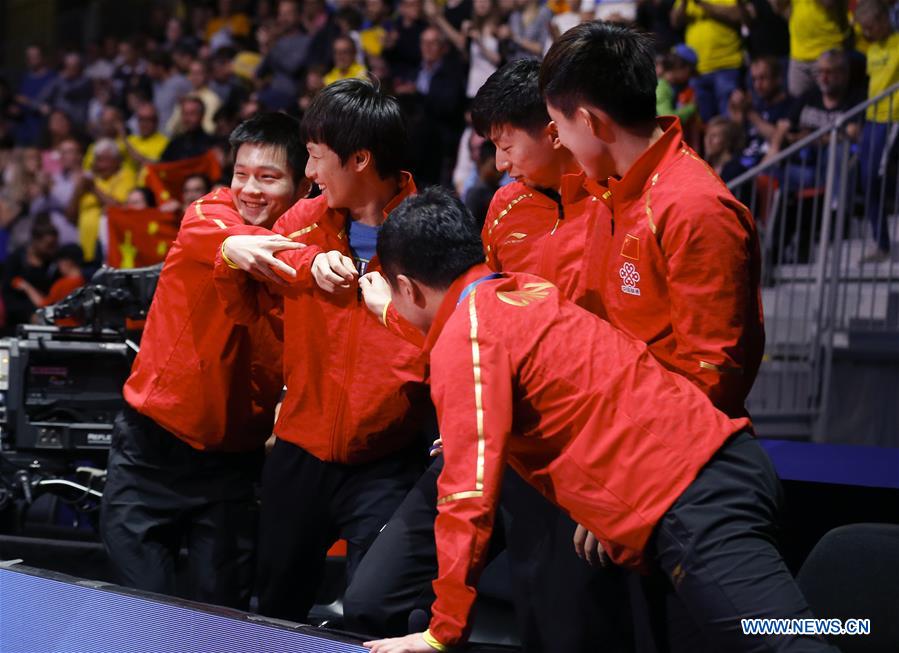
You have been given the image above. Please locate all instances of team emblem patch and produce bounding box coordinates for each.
[619,262,641,296]
[497,281,553,306]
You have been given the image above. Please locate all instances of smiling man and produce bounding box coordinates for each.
[101,112,309,610]
[213,79,430,623]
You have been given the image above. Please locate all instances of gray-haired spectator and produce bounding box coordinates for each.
[788,49,864,138]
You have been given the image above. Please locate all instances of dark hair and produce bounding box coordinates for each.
[855,0,888,19]
[134,186,157,208]
[57,243,84,266]
[333,34,358,55]
[751,55,782,79]
[378,186,485,289]
[471,59,550,138]
[181,94,206,117]
[183,173,212,192]
[300,78,407,179]
[30,213,58,240]
[540,22,657,127]
[229,111,308,183]
[335,6,364,30]
[147,50,173,70]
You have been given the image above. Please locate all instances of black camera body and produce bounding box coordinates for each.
[0,326,132,457]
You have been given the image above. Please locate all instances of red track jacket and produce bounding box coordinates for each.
[581,117,764,418]
[424,265,748,647]
[123,188,284,451]
[382,173,601,343]
[482,173,597,304]
[213,174,430,464]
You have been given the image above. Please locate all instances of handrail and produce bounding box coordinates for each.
[726,80,899,190]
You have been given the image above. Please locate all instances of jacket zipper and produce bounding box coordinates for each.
[540,195,565,280]
[329,237,362,462]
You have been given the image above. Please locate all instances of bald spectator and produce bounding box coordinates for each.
[160,96,215,161]
[125,102,169,170]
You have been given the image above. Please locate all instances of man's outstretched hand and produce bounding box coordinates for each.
[222,235,304,285]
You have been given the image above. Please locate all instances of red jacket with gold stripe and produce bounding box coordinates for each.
[482,172,597,304]
[424,264,748,647]
[382,172,601,344]
[123,188,284,452]
[581,116,764,418]
[213,174,430,464]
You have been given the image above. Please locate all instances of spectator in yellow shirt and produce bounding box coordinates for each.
[773,0,849,97]
[69,139,137,264]
[324,36,370,86]
[856,0,898,261]
[125,103,169,184]
[671,0,744,122]
[205,0,252,42]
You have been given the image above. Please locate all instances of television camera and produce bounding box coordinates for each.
[0,264,161,529]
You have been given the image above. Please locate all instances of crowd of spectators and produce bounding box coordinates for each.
[0,0,898,331]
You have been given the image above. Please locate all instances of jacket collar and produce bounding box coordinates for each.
[587,116,684,207]
[318,171,417,239]
[423,263,496,353]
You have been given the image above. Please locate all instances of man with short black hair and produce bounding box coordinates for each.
[538,22,767,652]
[540,21,763,420]
[346,60,630,652]
[214,79,430,623]
[361,188,833,653]
[101,112,310,609]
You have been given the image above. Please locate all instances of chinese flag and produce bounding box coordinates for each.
[107,207,180,268]
[144,151,222,205]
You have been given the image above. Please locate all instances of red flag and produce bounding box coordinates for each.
[107,207,180,268]
[144,151,222,205]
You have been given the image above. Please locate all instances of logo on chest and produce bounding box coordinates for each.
[619,261,641,296]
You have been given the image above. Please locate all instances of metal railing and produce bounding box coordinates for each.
[727,81,899,439]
